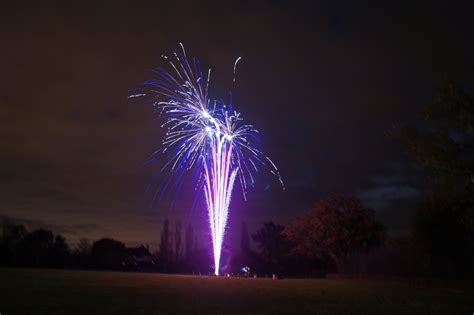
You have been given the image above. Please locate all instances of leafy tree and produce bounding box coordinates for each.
[159,218,171,272]
[76,238,92,256]
[414,195,474,277]
[90,238,126,270]
[240,222,250,253]
[283,196,386,270]
[2,224,71,268]
[2,222,27,243]
[51,235,70,268]
[184,223,194,263]
[0,222,27,265]
[17,229,55,267]
[174,221,182,267]
[74,238,92,269]
[396,81,473,195]
[184,223,194,270]
[252,222,290,274]
[396,81,474,277]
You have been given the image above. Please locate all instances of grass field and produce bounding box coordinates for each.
[0,268,472,314]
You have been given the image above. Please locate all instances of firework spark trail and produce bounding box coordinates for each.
[203,138,238,273]
[131,44,283,275]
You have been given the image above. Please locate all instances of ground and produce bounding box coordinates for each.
[0,268,472,314]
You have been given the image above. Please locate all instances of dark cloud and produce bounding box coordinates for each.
[357,160,422,206]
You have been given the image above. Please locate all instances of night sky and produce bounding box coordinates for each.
[1,1,473,250]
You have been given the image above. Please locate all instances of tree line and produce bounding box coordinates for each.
[1,81,472,279]
[0,196,387,277]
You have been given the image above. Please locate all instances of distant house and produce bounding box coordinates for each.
[123,245,156,271]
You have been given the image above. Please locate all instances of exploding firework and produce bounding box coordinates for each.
[131,44,283,275]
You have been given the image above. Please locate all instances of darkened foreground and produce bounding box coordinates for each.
[1,268,472,315]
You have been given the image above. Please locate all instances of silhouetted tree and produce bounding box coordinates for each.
[240,222,250,253]
[284,196,386,271]
[252,222,290,274]
[414,196,474,277]
[396,81,474,277]
[174,221,182,267]
[184,223,194,271]
[1,223,71,268]
[76,238,92,256]
[159,218,171,272]
[396,81,473,195]
[51,235,70,268]
[90,238,126,270]
[0,222,27,266]
[2,221,27,243]
[17,229,55,267]
[74,238,92,269]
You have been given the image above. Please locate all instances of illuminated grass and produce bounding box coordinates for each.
[0,268,472,314]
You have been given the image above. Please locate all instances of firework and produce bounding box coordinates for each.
[131,44,283,275]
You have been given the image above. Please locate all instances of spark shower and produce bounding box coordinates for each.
[131,44,283,275]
